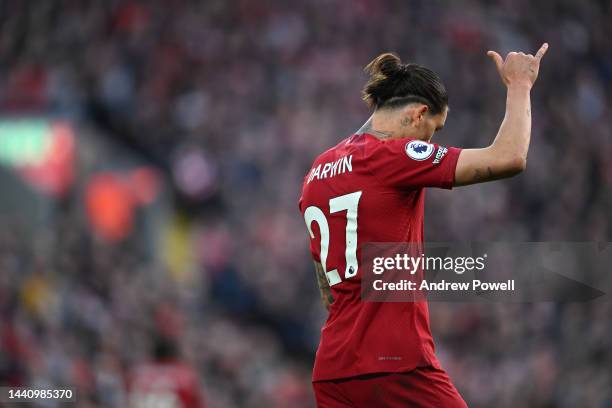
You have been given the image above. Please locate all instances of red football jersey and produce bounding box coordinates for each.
[299,133,461,381]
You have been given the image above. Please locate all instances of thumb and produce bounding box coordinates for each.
[487,50,504,73]
[534,42,549,62]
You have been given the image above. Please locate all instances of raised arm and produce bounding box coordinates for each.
[454,43,548,186]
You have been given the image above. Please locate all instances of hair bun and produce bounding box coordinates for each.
[362,53,448,113]
[399,64,412,76]
[364,52,402,78]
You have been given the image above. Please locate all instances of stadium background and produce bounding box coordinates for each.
[0,0,610,407]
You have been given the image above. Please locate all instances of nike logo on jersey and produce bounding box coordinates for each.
[307,155,353,184]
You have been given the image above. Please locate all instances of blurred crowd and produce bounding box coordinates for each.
[1,0,611,407]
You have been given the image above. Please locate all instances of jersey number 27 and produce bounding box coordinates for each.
[303,191,362,287]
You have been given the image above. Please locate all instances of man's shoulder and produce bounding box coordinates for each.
[315,134,363,158]
[303,134,370,187]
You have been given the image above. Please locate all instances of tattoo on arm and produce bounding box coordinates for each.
[314,262,334,310]
[473,166,495,182]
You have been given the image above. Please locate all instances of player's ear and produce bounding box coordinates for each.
[409,104,429,127]
[417,105,429,120]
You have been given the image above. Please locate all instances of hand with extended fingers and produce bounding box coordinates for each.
[487,43,549,89]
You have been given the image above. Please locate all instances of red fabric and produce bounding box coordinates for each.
[299,133,461,382]
[312,367,467,408]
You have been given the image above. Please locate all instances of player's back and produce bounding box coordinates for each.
[299,132,461,381]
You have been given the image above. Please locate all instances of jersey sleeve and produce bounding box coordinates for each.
[365,138,461,189]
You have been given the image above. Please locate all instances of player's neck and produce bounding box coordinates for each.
[356,116,394,139]
[357,115,423,141]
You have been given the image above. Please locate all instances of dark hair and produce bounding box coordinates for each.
[362,53,448,114]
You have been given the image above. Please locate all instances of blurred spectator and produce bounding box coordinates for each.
[128,335,205,408]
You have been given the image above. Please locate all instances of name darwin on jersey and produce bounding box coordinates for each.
[307,155,353,184]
